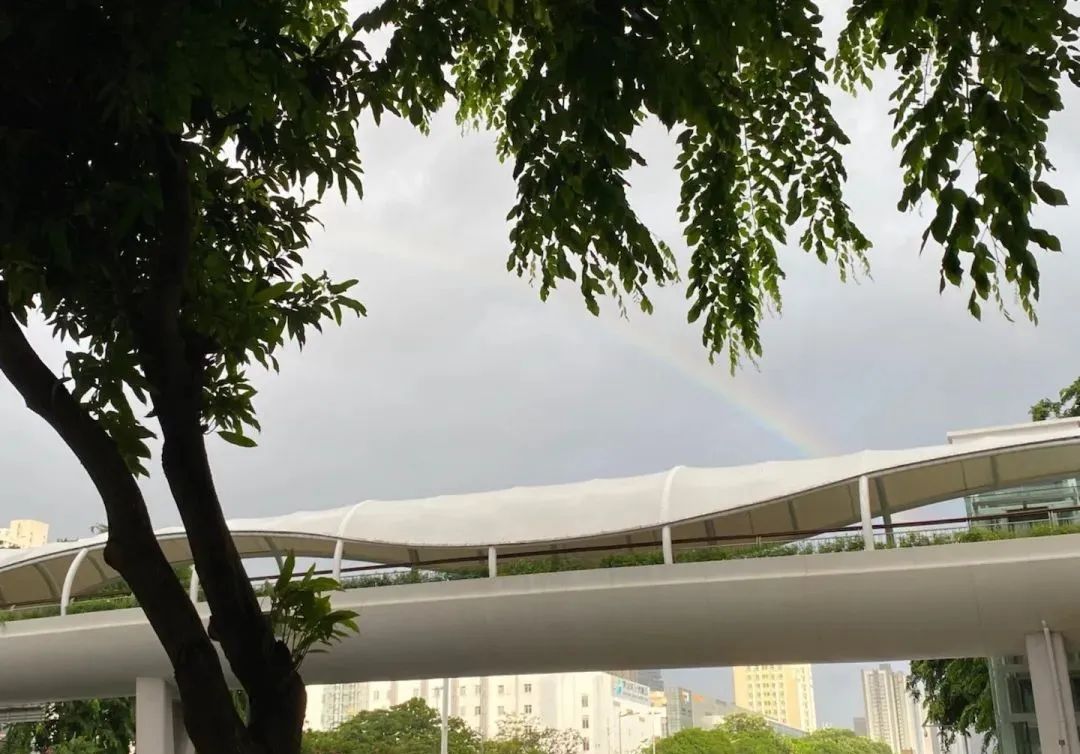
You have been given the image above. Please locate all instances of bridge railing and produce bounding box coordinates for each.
[4,506,1080,622]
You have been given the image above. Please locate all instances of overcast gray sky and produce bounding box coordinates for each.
[3,7,1080,733]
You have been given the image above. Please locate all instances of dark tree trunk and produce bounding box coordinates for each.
[0,131,311,754]
[126,134,307,754]
[0,288,248,754]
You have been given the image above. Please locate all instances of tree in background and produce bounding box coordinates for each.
[487,716,584,754]
[1030,379,1080,420]
[303,699,479,754]
[0,699,134,754]
[792,729,892,754]
[654,726,734,754]
[654,715,797,754]
[718,715,792,754]
[3,1,1079,752]
[908,659,994,751]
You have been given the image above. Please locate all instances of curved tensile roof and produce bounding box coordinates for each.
[2,417,1079,607]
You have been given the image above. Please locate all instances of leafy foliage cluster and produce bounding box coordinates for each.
[1030,377,1080,420]
[0,699,134,754]
[1,0,369,470]
[908,659,995,752]
[655,714,890,754]
[266,553,359,671]
[299,700,480,754]
[833,0,1080,321]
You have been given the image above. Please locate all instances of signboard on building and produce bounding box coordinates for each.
[612,677,651,706]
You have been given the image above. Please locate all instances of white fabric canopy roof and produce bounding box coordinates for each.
[2,417,1079,607]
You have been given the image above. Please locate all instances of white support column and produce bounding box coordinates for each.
[661,526,673,565]
[487,546,497,578]
[332,539,344,581]
[440,678,450,754]
[60,548,89,616]
[136,678,176,754]
[1026,626,1080,754]
[188,568,200,603]
[858,475,875,551]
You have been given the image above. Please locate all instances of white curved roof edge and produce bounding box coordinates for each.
[2,417,1079,607]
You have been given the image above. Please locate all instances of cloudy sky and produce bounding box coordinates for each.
[3,7,1080,731]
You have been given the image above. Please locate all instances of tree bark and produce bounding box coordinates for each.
[0,286,247,754]
[131,134,306,754]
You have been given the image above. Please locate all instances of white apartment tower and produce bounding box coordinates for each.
[861,665,923,754]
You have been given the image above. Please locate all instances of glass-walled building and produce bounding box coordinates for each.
[966,478,1080,754]
[965,479,1080,531]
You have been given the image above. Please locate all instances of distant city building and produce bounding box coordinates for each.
[697,700,807,739]
[664,684,806,739]
[306,672,658,754]
[665,687,695,735]
[0,520,48,549]
[610,670,664,693]
[0,704,47,725]
[854,717,868,737]
[860,664,922,754]
[733,665,816,732]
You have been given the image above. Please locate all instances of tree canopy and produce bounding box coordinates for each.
[654,714,798,754]
[655,726,736,754]
[303,698,480,754]
[792,728,892,754]
[1030,377,1080,420]
[301,701,582,754]
[3,1,1079,753]
[486,716,584,754]
[908,659,995,751]
[0,699,134,754]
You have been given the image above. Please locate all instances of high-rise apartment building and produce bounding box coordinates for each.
[861,665,923,754]
[732,665,817,732]
[306,672,659,754]
[0,520,48,549]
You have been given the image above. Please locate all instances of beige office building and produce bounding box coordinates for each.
[732,665,816,732]
[0,520,48,549]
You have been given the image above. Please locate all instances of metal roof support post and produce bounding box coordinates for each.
[487,546,497,578]
[188,568,200,603]
[875,477,896,549]
[332,539,344,581]
[60,548,89,617]
[659,466,682,567]
[858,475,875,551]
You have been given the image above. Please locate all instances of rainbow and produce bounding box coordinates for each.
[363,242,838,458]
[602,314,839,459]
